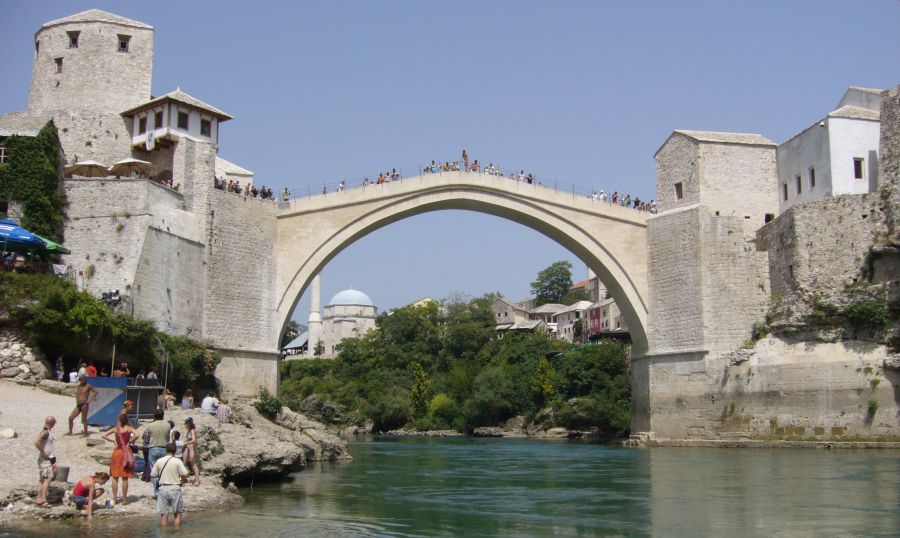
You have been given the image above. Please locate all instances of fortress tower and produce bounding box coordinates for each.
[29,9,153,114]
[25,9,155,166]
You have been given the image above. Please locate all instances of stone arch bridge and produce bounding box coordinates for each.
[275,171,650,354]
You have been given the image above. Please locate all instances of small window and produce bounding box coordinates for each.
[138,117,147,134]
[783,183,788,201]
[154,111,163,129]
[765,213,774,223]
[853,158,864,179]
[54,57,63,73]
[674,181,683,200]
[795,175,802,195]
[67,31,80,48]
[200,119,211,137]
[177,112,189,130]
[117,34,131,53]
[0,144,7,165]
[35,41,40,54]
[788,264,794,279]
[809,167,815,188]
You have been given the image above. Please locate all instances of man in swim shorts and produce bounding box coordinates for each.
[67,375,98,435]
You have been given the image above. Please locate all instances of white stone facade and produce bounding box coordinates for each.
[319,290,378,357]
[777,88,882,214]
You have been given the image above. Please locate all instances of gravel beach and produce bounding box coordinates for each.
[0,380,242,524]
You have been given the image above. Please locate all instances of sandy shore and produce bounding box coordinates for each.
[0,380,242,524]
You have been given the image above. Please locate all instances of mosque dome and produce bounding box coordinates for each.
[328,289,374,307]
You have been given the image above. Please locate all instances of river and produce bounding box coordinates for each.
[4,436,898,537]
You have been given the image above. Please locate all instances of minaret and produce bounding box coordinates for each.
[307,274,322,357]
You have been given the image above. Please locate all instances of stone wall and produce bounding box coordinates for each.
[131,228,205,336]
[204,190,279,353]
[757,193,885,302]
[62,179,155,296]
[647,209,770,355]
[647,206,704,352]
[700,213,770,351]
[0,328,51,384]
[215,349,280,397]
[53,111,136,169]
[634,337,898,440]
[655,134,700,212]
[698,143,778,235]
[879,87,899,241]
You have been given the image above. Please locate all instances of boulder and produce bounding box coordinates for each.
[297,394,345,424]
[275,406,350,461]
[884,355,900,371]
[472,427,503,437]
[164,403,349,486]
[533,427,569,439]
[0,428,16,439]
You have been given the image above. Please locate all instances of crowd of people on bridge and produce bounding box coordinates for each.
[214,177,279,200]
[242,150,657,214]
[589,190,658,213]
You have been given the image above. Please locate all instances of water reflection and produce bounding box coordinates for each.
[4,437,898,537]
[647,447,900,537]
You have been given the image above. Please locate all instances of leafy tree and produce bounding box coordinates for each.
[531,260,575,307]
[463,367,517,427]
[410,362,430,418]
[573,319,585,343]
[561,287,591,306]
[280,320,303,349]
[531,357,557,402]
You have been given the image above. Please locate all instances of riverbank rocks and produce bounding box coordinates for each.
[0,328,51,385]
[297,394,346,425]
[157,403,349,486]
[275,407,351,462]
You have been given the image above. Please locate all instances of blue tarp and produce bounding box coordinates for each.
[86,376,127,427]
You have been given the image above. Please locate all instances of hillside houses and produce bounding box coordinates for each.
[492,271,629,343]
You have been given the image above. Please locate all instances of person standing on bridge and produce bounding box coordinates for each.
[462,149,469,171]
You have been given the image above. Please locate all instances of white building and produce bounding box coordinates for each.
[320,289,378,357]
[777,87,882,214]
[553,300,593,343]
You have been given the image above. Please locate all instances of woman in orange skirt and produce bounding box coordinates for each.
[101,413,139,508]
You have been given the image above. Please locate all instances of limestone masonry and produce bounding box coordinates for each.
[0,9,897,440]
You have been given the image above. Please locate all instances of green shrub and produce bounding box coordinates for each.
[364,392,412,431]
[555,394,630,434]
[751,321,768,342]
[254,388,283,420]
[846,300,889,331]
[463,367,517,427]
[867,399,878,417]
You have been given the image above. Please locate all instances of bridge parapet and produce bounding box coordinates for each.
[279,172,652,226]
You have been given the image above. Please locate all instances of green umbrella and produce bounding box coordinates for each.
[33,234,71,254]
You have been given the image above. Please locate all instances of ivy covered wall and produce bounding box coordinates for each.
[0,121,64,241]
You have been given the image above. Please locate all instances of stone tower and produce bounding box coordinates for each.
[307,275,322,357]
[28,9,154,164]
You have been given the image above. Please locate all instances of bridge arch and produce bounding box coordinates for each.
[275,172,649,354]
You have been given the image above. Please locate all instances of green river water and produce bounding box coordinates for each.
[4,436,898,537]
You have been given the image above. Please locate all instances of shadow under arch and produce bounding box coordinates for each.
[276,180,649,355]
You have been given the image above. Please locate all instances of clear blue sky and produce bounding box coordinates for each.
[1,1,897,322]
